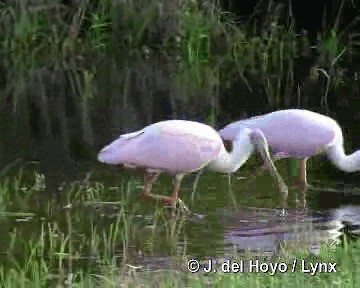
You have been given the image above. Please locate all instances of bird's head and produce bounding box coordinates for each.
[248,129,274,164]
[249,129,268,153]
[222,139,233,152]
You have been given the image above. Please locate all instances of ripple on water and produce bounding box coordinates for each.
[220,206,353,255]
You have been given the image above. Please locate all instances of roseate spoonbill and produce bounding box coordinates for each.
[219,109,360,189]
[97,120,288,211]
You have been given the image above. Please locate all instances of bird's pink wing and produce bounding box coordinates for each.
[219,110,338,158]
[98,130,221,174]
[247,113,337,158]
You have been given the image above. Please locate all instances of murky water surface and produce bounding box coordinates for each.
[0,163,359,273]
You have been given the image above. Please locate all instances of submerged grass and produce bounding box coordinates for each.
[0,169,359,286]
[0,222,359,287]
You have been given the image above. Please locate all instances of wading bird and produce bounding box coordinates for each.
[98,120,288,212]
[219,109,360,190]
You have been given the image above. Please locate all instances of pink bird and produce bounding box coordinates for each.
[97,120,288,210]
[219,109,360,190]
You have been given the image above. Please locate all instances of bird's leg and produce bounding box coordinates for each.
[164,175,191,215]
[166,174,184,206]
[139,172,160,201]
[140,174,185,207]
[291,158,309,190]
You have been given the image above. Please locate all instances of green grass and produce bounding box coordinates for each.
[0,168,358,287]
[0,227,358,287]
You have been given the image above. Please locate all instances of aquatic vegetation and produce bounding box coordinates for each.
[0,170,358,286]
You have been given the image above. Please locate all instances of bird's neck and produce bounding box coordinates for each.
[327,144,360,172]
[208,130,254,173]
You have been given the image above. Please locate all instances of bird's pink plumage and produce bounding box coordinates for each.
[219,109,340,158]
[98,120,222,174]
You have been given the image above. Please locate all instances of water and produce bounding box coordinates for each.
[0,163,359,274]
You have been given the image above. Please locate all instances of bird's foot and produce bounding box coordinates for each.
[139,192,196,217]
[140,191,189,209]
[140,191,177,206]
[159,196,177,206]
[291,177,310,191]
[279,208,287,217]
[139,191,153,202]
